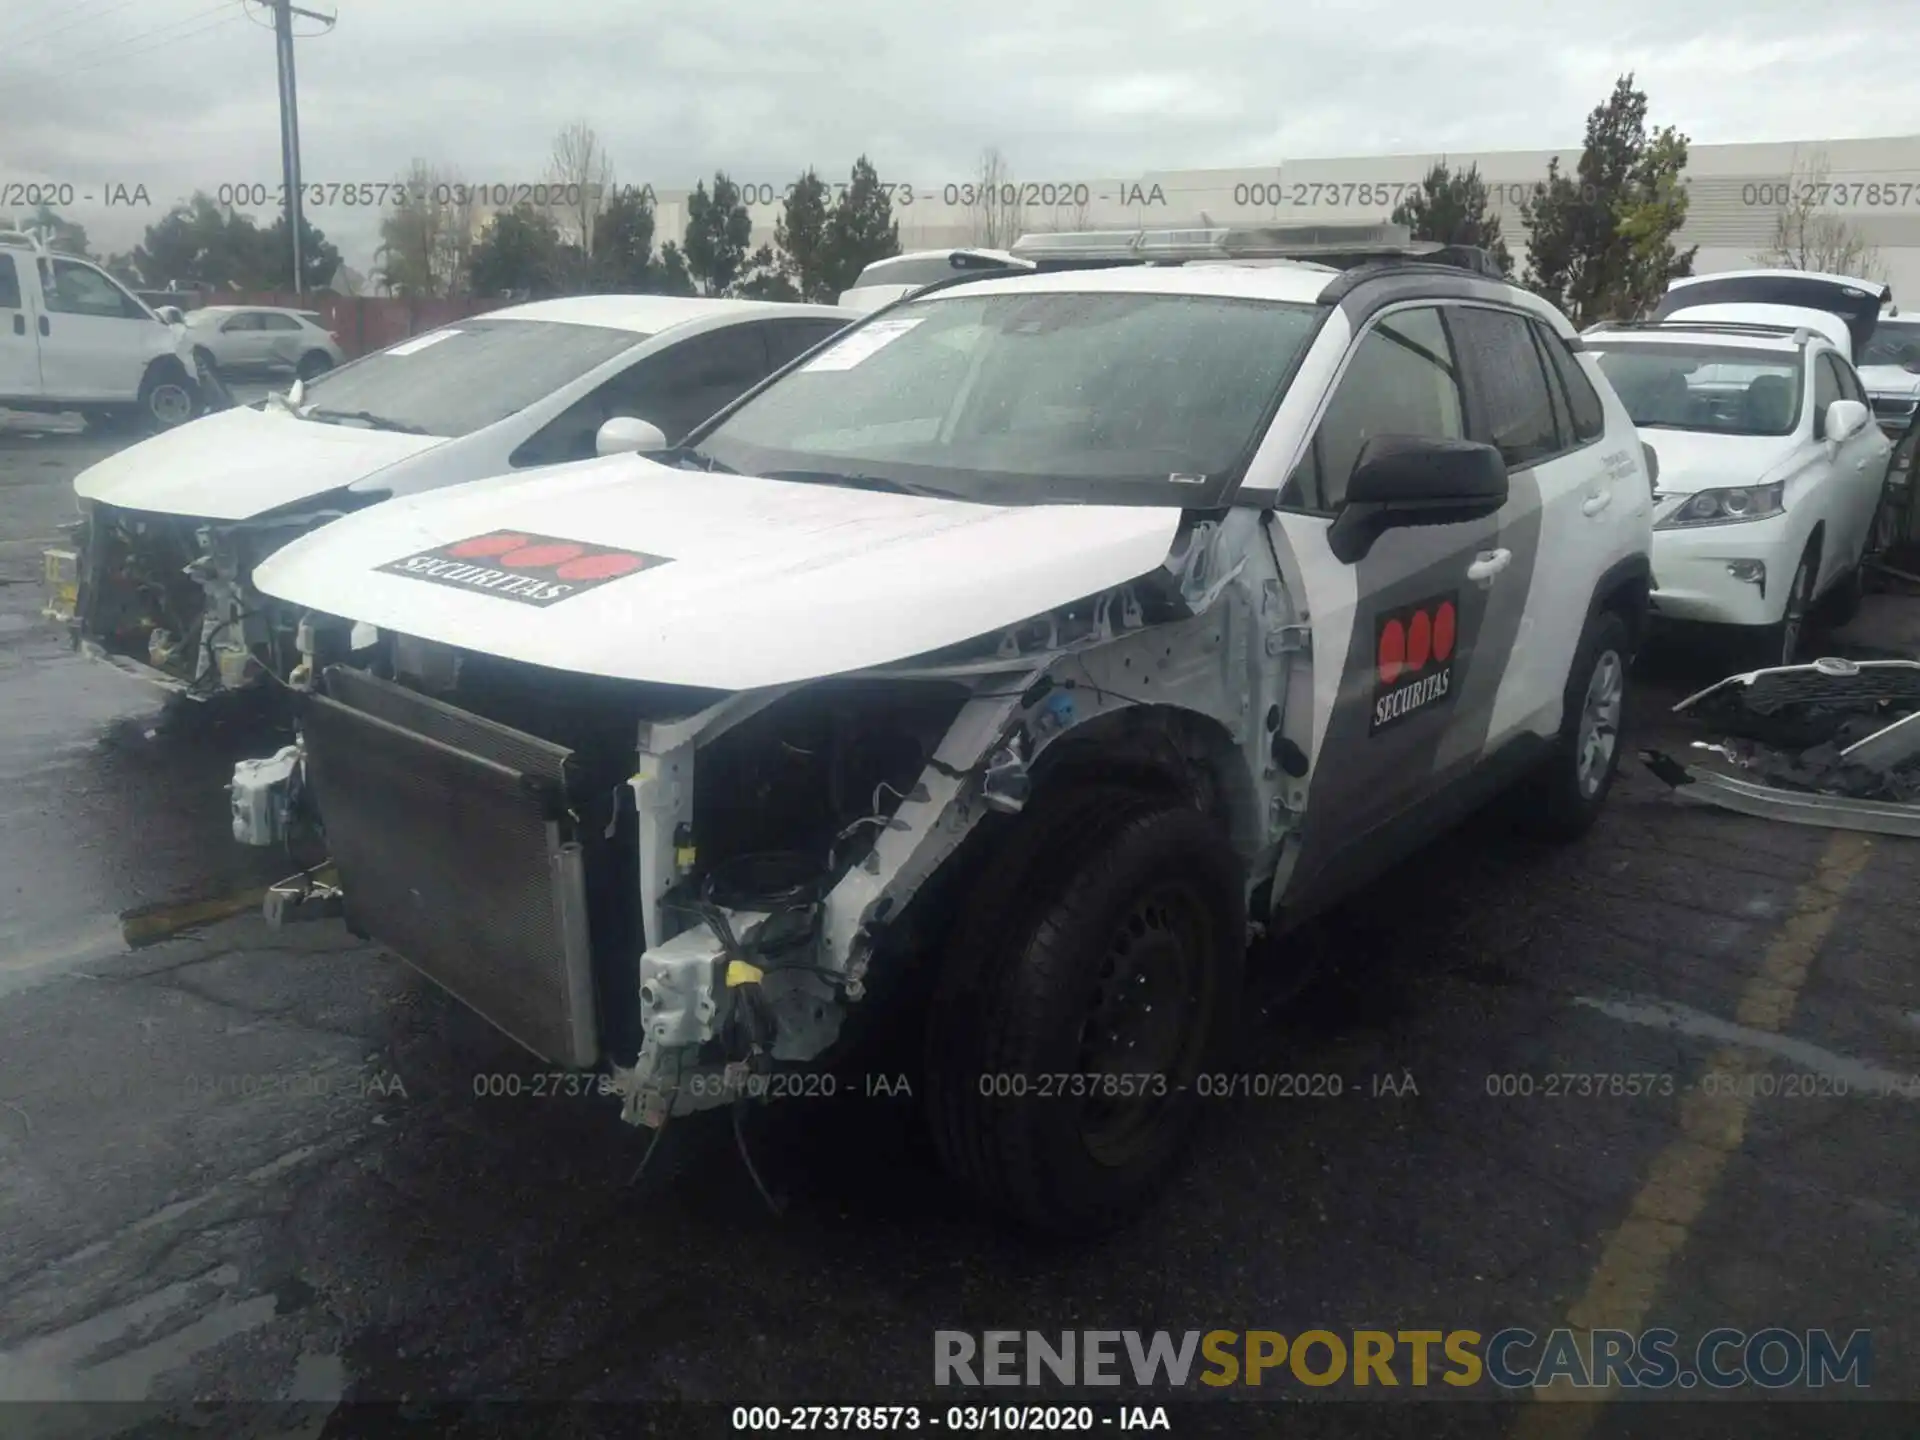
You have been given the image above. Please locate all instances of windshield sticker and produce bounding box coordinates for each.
[375,530,671,606]
[802,317,925,372]
[1371,592,1461,734]
[386,330,462,357]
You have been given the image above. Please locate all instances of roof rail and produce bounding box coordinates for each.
[1587,318,1817,344]
[0,228,51,254]
[1004,224,1505,279]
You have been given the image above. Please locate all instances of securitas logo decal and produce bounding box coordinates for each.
[375,531,671,607]
[1371,592,1460,734]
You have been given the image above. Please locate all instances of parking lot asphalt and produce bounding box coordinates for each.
[0,426,1916,1440]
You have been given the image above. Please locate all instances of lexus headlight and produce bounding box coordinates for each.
[1656,483,1786,529]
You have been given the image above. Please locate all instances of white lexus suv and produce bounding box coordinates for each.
[1586,277,1892,667]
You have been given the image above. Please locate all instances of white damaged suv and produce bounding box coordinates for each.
[232,225,1655,1232]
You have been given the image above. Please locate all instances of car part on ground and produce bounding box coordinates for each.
[1642,656,1920,835]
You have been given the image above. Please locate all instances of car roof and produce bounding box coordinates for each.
[483,295,856,334]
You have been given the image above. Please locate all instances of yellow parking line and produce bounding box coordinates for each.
[1512,830,1875,1438]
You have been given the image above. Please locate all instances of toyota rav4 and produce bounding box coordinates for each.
[228,224,1655,1233]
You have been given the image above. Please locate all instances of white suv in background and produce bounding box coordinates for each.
[1587,306,1889,667]
[0,229,201,430]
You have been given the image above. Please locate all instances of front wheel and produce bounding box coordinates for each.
[138,362,196,431]
[1744,542,1818,671]
[1511,609,1631,843]
[925,790,1245,1234]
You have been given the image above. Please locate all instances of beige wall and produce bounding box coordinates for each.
[650,135,1920,297]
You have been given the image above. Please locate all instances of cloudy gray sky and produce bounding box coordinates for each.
[4,0,1917,270]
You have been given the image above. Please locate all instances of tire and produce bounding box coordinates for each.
[137,361,196,431]
[1743,541,1818,671]
[1815,560,1865,629]
[296,351,334,382]
[192,346,218,378]
[1511,609,1631,843]
[925,787,1245,1235]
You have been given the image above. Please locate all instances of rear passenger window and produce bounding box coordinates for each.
[0,255,20,309]
[1450,307,1560,467]
[763,318,847,371]
[1283,305,1466,510]
[1536,321,1606,443]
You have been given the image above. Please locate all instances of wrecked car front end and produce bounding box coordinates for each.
[49,491,379,697]
[238,509,1282,1137]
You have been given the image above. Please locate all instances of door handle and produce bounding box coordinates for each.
[1581,490,1613,517]
[1467,548,1512,583]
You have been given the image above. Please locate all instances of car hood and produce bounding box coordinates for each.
[1857,363,1920,400]
[250,455,1185,690]
[73,404,446,522]
[1639,430,1802,497]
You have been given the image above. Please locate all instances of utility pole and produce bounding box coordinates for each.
[269,1,333,295]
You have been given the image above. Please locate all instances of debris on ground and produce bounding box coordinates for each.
[1642,657,1920,836]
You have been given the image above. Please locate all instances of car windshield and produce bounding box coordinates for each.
[1591,343,1803,437]
[1859,321,1920,369]
[294,318,644,438]
[688,290,1324,505]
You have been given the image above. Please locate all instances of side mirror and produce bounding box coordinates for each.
[1825,398,1870,444]
[155,305,184,326]
[596,415,669,457]
[1328,435,1509,565]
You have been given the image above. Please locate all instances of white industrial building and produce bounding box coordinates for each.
[649,134,1920,297]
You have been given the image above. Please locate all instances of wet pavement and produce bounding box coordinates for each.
[0,427,1917,1440]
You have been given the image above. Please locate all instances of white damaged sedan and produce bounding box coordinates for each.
[44,295,852,696]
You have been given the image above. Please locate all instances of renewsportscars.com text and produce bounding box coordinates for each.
[934,1328,1870,1391]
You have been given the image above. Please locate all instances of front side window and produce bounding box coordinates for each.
[1812,353,1843,437]
[40,258,146,320]
[1284,306,1465,511]
[1590,343,1804,437]
[221,313,260,333]
[294,318,645,437]
[690,290,1324,506]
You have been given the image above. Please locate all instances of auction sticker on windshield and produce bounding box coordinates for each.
[375,530,672,606]
[803,317,924,372]
[386,330,462,357]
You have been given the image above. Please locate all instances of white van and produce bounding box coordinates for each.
[0,229,201,430]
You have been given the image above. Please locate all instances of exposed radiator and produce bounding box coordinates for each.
[302,666,601,1067]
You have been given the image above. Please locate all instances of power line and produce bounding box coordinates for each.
[56,5,249,78]
[14,0,149,52]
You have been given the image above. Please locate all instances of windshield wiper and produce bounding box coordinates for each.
[762,469,949,497]
[302,407,428,434]
[673,447,737,474]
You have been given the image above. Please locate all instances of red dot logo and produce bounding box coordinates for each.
[1378,618,1406,684]
[1406,608,1432,672]
[445,533,528,559]
[555,552,646,581]
[498,542,587,569]
[1433,601,1457,661]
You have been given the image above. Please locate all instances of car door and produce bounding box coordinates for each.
[1806,351,1855,587]
[216,312,267,369]
[1449,305,1619,750]
[257,311,306,370]
[34,257,153,400]
[0,252,41,400]
[1268,302,1521,907]
[1822,350,1889,566]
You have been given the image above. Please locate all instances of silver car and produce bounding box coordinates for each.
[183,305,346,381]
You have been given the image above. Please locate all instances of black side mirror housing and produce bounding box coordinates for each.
[1328,434,1509,564]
